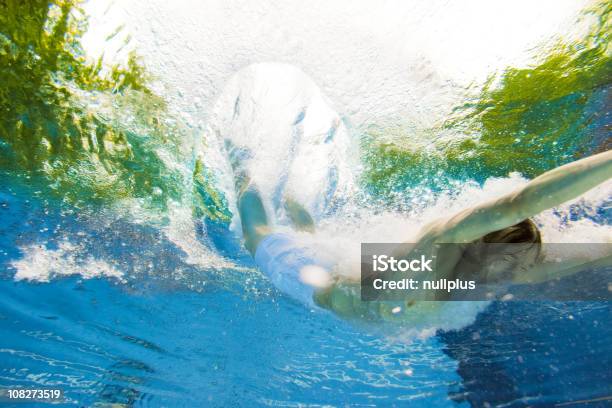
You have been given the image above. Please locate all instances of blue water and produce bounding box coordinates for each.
[1,179,611,407]
[0,278,460,407]
[1,276,611,407]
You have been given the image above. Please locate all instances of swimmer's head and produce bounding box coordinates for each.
[465,219,542,283]
[481,218,541,244]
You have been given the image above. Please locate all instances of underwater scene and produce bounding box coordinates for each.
[0,0,611,406]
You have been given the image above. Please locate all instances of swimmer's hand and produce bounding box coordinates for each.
[299,265,334,289]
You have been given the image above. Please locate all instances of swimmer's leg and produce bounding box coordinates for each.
[284,198,315,233]
[224,139,271,254]
[238,185,271,255]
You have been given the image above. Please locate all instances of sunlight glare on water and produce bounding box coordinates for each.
[82,0,590,131]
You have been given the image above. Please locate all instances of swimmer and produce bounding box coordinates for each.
[389,149,612,301]
[217,64,611,320]
[232,145,611,318]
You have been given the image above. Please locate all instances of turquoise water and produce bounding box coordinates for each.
[0,279,461,407]
[1,165,611,407]
[1,2,611,405]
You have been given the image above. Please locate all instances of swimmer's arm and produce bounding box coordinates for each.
[512,253,612,284]
[437,150,612,243]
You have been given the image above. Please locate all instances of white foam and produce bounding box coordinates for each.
[12,240,124,283]
[162,202,241,271]
[90,0,589,131]
[536,179,612,243]
[389,301,490,341]
[207,63,357,222]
